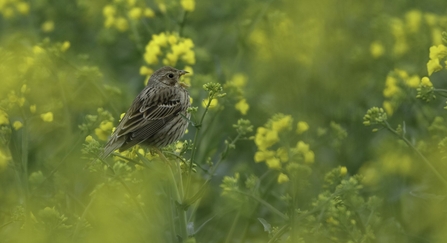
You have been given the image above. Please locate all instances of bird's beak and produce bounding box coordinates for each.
[179,70,190,88]
[179,70,189,76]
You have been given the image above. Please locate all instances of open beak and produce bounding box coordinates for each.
[179,70,189,76]
[179,70,190,88]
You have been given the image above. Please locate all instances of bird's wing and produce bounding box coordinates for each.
[119,87,181,133]
[111,87,183,151]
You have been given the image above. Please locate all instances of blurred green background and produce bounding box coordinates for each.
[1,0,447,242]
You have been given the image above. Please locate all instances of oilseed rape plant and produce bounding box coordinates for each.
[1,0,447,243]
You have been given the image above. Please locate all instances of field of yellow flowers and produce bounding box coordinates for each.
[1,0,447,242]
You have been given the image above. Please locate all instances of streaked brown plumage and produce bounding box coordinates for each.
[101,66,190,158]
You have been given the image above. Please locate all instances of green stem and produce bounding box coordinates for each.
[235,190,289,221]
[98,158,150,222]
[183,133,241,207]
[184,96,214,199]
[71,194,96,240]
[267,224,289,243]
[21,120,29,223]
[384,121,447,188]
[224,210,241,243]
[167,161,188,239]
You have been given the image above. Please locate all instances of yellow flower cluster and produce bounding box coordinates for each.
[226,73,249,115]
[41,20,54,33]
[0,110,9,126]
[40,112,54,122]
[95,120,114,141]
[390,18,408,56]
[143,32,195,67]
[360,152,412,186]
[370,41,384,58]
[382,69,420,115]
[0,0,30,19]
[296,141,315,164]
[102,0,155,32]
[201,97,218,110]
[373,10,446,60]
[180,0,195,12]
[427,44,447,76]
[296,121,309,134]
[254,114,314,183]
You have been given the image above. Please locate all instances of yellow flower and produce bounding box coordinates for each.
[296,121,309,134]
[2,7,14,19]
[60,41,71,52]
[420,77,433,87]
[168,35,178,45]
[235,99,249,115]
[85,135,93,142]
[140,66,154,76]
[95,121,113,141]
[0,150,11,172]
[152,33,168,46]
[370,41,384,58]
[41,21,55,33]
[383,101,394,116]
[230,74,248,88]
[175,141,183,153]
[276,147,288,162]
[395,69,409,79]
[264,130,279,146]
[304,151,315,163]
[181,50,195,64]
[13,121,23,130]
[383,76,399,98]
[30,105,36,113]
[405,75,420,88]
[271,115,292,132]
[128,7,142,20]
[255,127,279,150]
[202,98,218,109]
[0,110,9,125]
[181,66,194,86]
[254,150,274,162]
[144,8,155,18]
[103,5,116,17]
[20,84,27,93]
[277,173,289,184]
[405,10,422,33]
[180,0,195,12]
[18,97,25,107]
[429,45,447,60]
[427,59,442,76]
[296,141,309,154]
[104,16,115,28]
[16,2,30,15]
[158,3,166,13]
[33,46,45,55]
[126,0,136,7]
[40,112,54,122]
[115,17,129,32]
[340,166,348,176]
[266,158,281,169]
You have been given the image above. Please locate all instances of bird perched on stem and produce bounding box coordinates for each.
[101,66,190,159]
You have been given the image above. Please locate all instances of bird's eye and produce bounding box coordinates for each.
[168,73,175,78]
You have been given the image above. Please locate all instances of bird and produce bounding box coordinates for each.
[101,66,190,159]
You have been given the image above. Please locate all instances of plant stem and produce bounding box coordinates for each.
[185,96,214,199]
[235,190,289,221]
[384,121,447,188]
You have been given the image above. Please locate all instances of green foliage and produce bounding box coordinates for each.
[1,0,447,243]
